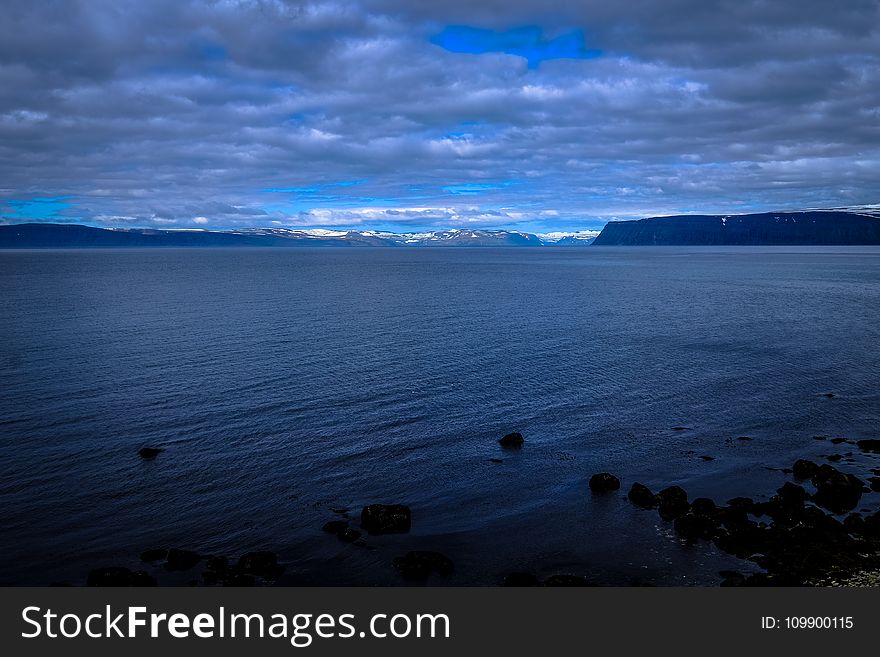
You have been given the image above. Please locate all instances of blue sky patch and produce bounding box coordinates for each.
[431,26,601,68]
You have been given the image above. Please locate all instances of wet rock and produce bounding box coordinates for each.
[830,437,849,445]
[869,477,880,493]
[503,572,541,587]
[164,549,201,572]
[330,508,350,515]
[205,556,229,573]
[627,482,657,509]
[827,454,843,462]
[674,513,718,541]
[488,458,503,464]
[137,447,163,460]
[843,513,865,535]
[237,551,283,580]
[393,551,453,580]
[139,548,168,563]
[864,512,880,537]
[322,520,348,535]
[792,459,819,480]
[776,482,808,507]
[338,528,362,543]
[361,504,412,535]
[543,574,594,586]
[821,392,835,398]
[726,497,755,512]
[856,439,880,453]
[737,436,752,441]
[811,467,864,513]
[690,498,717,516]
[671,426,691,431]
[716,506,754,532]
[588,472,620,493]
[657,486,689,521]
[699,455,715,461]
[498,432,524,448]
[87,567,157,587]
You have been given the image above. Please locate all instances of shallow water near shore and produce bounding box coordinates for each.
[2,246,880,585]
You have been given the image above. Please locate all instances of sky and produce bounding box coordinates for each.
[1,0,878,234]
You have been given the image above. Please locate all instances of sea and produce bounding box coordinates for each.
[1,246,879,585]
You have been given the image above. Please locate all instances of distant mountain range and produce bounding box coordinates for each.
[0,223,598,248]
[3,209,880,248]
[593,209,880,245]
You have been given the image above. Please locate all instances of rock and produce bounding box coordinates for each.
[792,459,819,480]
[164,548,201,571]
[137,447,163,460]
[588,472,620,493]
[338,528,362,543]
[503,572,541,587]
[869,477,880,493]
[627,482,657,509]
[657,486,689,521]
[737,436,752,441]
[330,508,350,514]
[856,439,880,453]
[139,548,168,562]
[699,455,715,461]
[725,497,755,511]
[392,551,453,580]
[690,498,717,516]
[87,567,157,587]
[827,454,843,462]
[865,512,880,537]
[543,574,594,586]
[776,482,808,507]
[843,513,865,534]
[205,556,228,573]
[830,437,849,445]
[498,432,524,448]
[322,520,348,535]
[671,426,691,431]
[488,458,503,464]
[674,513,718,541]
[811,467,864,513]
[361,504,411,535]
[237,551,282,580]
[822,392,835,398]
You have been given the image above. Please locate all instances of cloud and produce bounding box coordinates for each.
[0,0,878,232]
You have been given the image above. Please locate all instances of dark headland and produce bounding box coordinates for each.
[593,210,880,246]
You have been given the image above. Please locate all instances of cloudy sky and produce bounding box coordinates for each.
[1,0,878,233]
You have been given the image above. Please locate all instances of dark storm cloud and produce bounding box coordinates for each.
[1,0,878,231]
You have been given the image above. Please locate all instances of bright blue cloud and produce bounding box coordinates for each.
[431,26,601,68]
[2,196,77,221]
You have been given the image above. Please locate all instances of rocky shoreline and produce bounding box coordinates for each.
[74,434,880,587]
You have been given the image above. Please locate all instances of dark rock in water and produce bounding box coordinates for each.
[627,482,657,509]
[670,426,691,431]
[205,556,229,573]
[725,497,755,512]
[657,486,689,520]
[87,567,157,587]
[331,508,350,515]
[865,512,880,537]
[829,437,849,445]
[361,504,411,535]
[488,458,503,464]
[164,549,201,571]
[812,435,828,441]
[393,551,453,580]
[716,506,754,532]
[674,513,718,541]
[690,498,717,516]
[736,436,752,441]
[498,432,524,448]
[776,482,808,507]
[322,520,348,535]
[843,513,865,535]
[811,466,864,513]
[137,447,163,460]
[826,454,843,462]
[869,477,880,493]
[237,551,282,580]
[856,439,880,453]
[543,574,594,586]
[588,472,620,493]
[792,459,819,480]
[699,455,715,461]
[503,572,541,587]
[822,392,835,398]
[338,528,362,543]
[139,548,168,563]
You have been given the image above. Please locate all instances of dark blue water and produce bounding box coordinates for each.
[2,247,879,585]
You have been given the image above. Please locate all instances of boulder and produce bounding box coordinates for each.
[792,459,818,480]
[588,472,620,493]
[776,482,808,507]
[361,504,411,535]
[338,528,362,543]
[137,447,163,460]
[139,548,168,563]
[322,520,348,535]
[673,513,718,541]
[856,439,880,453]
[811,468,864,513]
[164,548,201,571]
[498,432,524,448]
[690,498,717,516]
[657,486,689,521]
[237,551,283,580]
[627,482,657,509]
